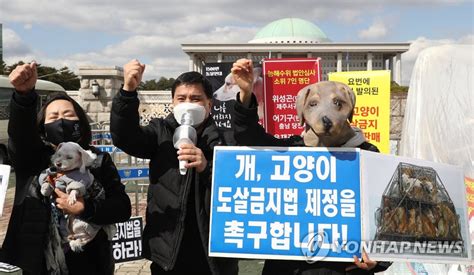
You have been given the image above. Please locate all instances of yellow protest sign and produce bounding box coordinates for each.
[328,70,391,153]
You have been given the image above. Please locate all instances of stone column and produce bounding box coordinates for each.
[337,52,342,72]
[195,57,202,73]
[188,54,195,71]
[193,56,202,73]
[394,53,401,84]
[389,57,394,81]
[367,52,373,71]
[76,66,124,124]
[247,52,253,60]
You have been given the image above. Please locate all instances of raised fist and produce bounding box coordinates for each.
[123,59,145,92]
[231,58,254,105]
[9,62,38,94]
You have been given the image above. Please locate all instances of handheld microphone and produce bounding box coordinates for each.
[173,112,197,175]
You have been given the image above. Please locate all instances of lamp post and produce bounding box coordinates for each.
[91,80,100,97]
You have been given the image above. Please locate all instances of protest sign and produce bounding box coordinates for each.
[328,71,391,153]
[210,146,472,263]
[112,216,143,263]
[210,146,361,262]
[262,58,321,138]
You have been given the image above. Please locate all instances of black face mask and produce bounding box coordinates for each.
[44,119,81,145]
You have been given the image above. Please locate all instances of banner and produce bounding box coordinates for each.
[210,146,361,262]
[210,147,472,263]
[328,71,391,154]
[262,58,321,138]
[112,216,143,263]
[204,63,235,145]
[204,62,263,145]
[0,164,10,217]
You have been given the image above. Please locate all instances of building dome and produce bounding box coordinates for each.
[249,18,330,44]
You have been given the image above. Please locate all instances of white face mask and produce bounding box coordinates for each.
[173,102,206,127]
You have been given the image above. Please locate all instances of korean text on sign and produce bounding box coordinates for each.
[112,216,143,263]
[210,146,362,261]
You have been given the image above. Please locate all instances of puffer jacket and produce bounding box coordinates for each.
[111,90,238,275]
[0,91,131,275]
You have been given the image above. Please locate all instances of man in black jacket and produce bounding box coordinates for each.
[110,60,238,275]
[230,58,391,275]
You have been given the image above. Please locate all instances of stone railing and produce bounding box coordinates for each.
[136,91,173,125]
[68,89,173,127]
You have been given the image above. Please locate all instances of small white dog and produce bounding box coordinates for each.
[39,142,115,252]
[40,142,96,204]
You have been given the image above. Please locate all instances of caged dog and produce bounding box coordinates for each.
[39,142,116,252]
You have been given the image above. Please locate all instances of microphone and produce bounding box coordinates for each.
[173,112,197,175]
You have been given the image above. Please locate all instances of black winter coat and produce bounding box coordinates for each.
[231,93,391,275]
[110,90,238,275]
[0,92,131,275]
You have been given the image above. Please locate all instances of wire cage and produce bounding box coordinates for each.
[374,162,463,244]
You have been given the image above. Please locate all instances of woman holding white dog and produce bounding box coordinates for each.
[1,62,132,275]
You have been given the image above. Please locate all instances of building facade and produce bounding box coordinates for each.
[181,18,410,84]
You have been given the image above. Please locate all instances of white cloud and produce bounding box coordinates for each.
[401,35,474,85]
[1,0,467,38]
[3,28,34,60]
[336,10,364,24]
[3,0,471,84]
[183,26,258,44]
[458,34,474,44]
[358,20,388,40]
[2,24,259,80]
[0,1,389,35]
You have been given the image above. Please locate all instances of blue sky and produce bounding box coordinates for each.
[2,0,473,84]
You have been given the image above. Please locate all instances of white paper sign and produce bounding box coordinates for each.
[0,164,11,217]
